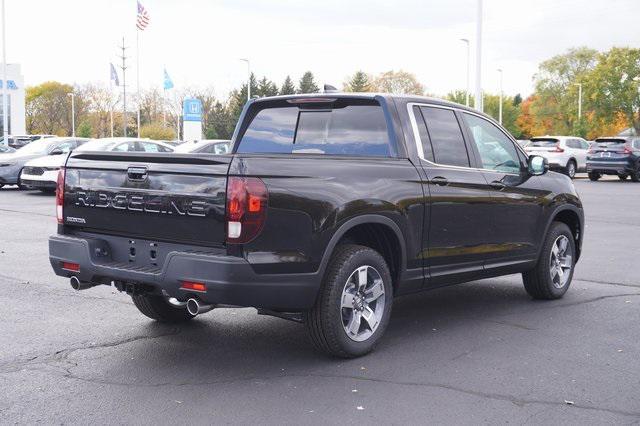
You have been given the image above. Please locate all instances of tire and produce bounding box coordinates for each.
[618,174,628,181]
[131,294,195,323]
[565,160,576,179]
[305,244,393,358]
[522,222,576,300]
[630,164,640,182]
[17,171,27,190]
[588,172,600,181]
[0,184,3,189]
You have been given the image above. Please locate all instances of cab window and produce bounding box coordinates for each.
[463,113,521,174]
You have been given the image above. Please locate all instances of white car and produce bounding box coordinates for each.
[524,136,590,179]
[174,139,231,154]
[20,138,174,192]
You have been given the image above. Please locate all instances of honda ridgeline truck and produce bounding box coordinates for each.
[49,93,584,358]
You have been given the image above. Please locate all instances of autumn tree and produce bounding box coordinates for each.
[26,81,74,135]
[372,70,424,95]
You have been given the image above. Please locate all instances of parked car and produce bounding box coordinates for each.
[174,139,231,154]
[516,139,530,148]
[49,93,583,358]
[586,137,640,181]
[0,137,86,189]
[524,136,590,179]
[72,137,175,153]
[6,134,56,149]
[19,138,89,192]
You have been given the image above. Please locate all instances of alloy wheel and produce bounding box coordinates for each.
[340,265,386,342]
[549,235,573,289]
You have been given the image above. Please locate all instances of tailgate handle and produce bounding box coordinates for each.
[127,166,148,181]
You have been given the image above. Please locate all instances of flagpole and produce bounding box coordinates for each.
[109,75,114,137]
[136,28,140,137]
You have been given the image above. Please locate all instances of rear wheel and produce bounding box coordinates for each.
[522,222,575,300]
[618,174,628,181]
[305,244,393,358]
[565,160,576,179]
[630,163,640,182]
[132,294,195,323]
[588,172,600,181]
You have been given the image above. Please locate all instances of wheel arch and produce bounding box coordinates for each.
[541,205,583,261]
[318,215,407,291]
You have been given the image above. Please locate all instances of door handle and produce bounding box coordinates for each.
[430,176,449,186]
[490,180,506,190]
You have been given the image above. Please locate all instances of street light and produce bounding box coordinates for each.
[474,0,483,112]
[497,68,503,125]
[239,58,251,102]
[2,0,8,142]
[460,38,470,107]
[574,83,582,122]
[67,92,75,137]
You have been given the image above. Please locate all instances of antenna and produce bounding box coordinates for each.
[117,37,129,137]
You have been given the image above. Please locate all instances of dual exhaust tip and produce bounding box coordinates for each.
[70,277,214,316]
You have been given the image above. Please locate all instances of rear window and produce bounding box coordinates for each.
[236,102,392,157]
[595,138,626,146]
[529,139,558,147]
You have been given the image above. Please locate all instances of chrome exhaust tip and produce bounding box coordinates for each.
[70,276,96,291]
[186,298,215,316]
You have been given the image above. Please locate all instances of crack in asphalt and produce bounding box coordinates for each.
[0,207,54,218]
[574,278,640,289]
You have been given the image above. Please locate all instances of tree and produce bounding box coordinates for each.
[483,93,522,138]
[204,100,235,139]
[512,93,522,107]
[26,81,74,135]
[344,71,372,92]
[76,121,93,138]
[140,122,175,140]
[587,47,640,135]
[280,76,296,95]
[372,70,424,95]
[532,47,598,135]
[445,90,473,106]
[256,77,278,97]
[298,71,319,94]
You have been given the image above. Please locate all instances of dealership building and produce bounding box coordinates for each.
[0,63,26,136]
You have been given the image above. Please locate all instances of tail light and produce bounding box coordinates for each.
[56,168,65,224]
[226,177,268,244]
[552,144,564,153]
[623,147,633,155]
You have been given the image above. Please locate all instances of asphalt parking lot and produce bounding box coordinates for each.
[0,175,639,424]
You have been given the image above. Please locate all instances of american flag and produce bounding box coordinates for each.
[136,1,150,31]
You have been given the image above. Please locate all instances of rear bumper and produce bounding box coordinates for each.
[49,234,321,311]
[20,178,56,189]
[586,161,632,174]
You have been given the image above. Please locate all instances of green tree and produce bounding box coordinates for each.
[483,93,522,138]
[532,47,598,135]
[372,70,424,95]
[256,77,278,97]
[344,71,372,92]
[298,71,319,93]
[445,90,473,106]
[26,81,75,135]
[587,47,640,135]
[204,101,235,139]
[76,121,93,138]
[280,75,296,95]
[512,93,522,107]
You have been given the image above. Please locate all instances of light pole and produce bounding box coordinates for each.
[460,38,470,107]
[497,68,503,125]
[67,92,75,137]
[2,0,8,142]
[240,58,250,102]
[474,0,483,112]
[574,83,582,122]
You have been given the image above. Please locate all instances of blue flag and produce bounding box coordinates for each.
[110,63,119,86]
[163,68,174,90]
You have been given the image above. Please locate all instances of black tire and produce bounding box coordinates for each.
[0,184,3,189]
[630,164,640,182]
[131,294,195,323]
[588,172,600,181]
[618,174,628,181]
[16,171,27,190]
[565,160,576,179]
[522,222,575,300]
[305,244,393,358]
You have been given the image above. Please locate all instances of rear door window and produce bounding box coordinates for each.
[237,102,392,157]
[419,106,470,167]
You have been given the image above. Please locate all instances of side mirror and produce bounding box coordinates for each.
[49,148,64,155]
[528,155,548,176]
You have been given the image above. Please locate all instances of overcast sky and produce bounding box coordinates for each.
[5,0,640,98]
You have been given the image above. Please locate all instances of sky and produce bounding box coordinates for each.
[5,0,640,99]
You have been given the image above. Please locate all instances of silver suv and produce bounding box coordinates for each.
[524,136,590,179]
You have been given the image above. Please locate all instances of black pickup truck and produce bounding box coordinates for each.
[49,93,584,358]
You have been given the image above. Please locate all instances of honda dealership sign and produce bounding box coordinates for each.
[0,64,26,137]
[182,98,202,141]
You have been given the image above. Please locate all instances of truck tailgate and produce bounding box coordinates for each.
[62,151,230,247]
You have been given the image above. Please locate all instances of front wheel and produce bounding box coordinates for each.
[565,160,576,179]
[132,294,196,323]
[522,222,575,300]
[588,172,600,181]
[305,244,393,358]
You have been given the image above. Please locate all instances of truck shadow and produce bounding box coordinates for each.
[65,277,567,387]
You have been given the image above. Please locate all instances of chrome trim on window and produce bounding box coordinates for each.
[406,102,524,176]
